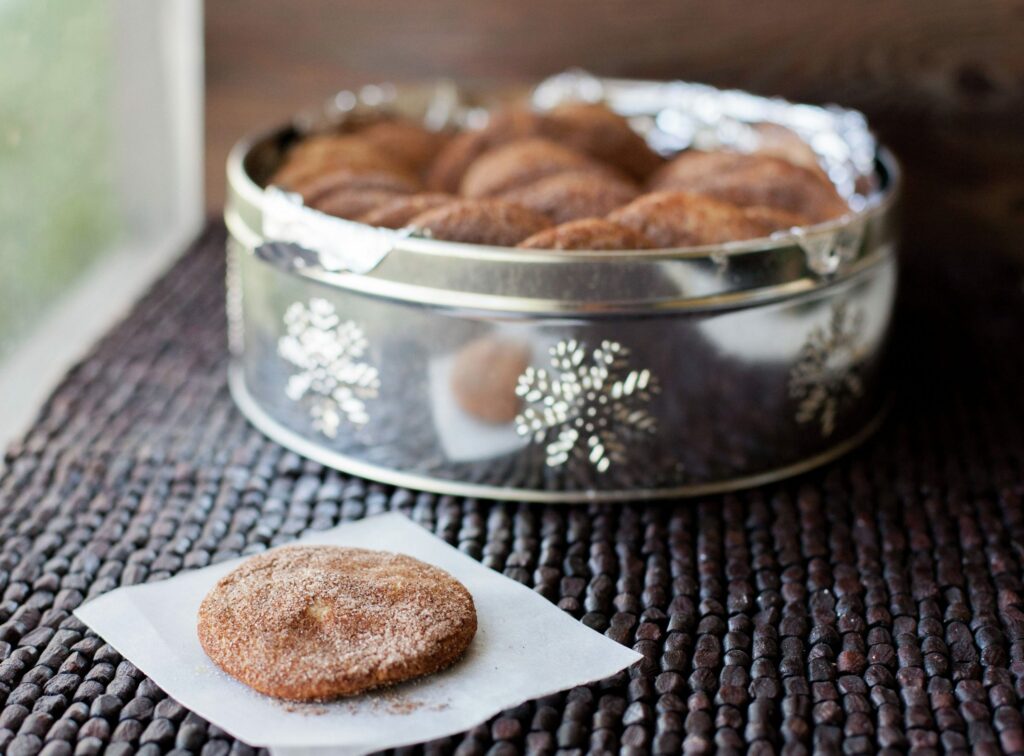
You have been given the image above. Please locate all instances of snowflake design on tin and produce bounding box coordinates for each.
[278,299,380,438]
[514,339,658,473]
[788,300,865,437]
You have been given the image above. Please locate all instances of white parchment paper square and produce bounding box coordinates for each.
[75,513,640,755]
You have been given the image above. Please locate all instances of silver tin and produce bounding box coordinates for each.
[224,73,900,503]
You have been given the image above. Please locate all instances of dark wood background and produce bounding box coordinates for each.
[205,0,1024,262]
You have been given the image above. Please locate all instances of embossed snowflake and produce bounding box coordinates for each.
[514,339,658,473]
[788,300,865,437]
[278,299,380,438]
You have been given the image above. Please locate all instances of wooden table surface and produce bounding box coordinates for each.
[204,0,1024,266]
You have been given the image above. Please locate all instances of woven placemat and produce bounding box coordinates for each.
[1,222,1023,756]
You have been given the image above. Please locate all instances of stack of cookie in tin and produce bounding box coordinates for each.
[269,101,850,250]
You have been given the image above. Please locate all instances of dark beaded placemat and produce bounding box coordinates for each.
[2,222,1024,756]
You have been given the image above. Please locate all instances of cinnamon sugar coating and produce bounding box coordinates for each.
[740,205,811,232]
[311,188,411,221]
[541,102,664,181]
[357,193,456,229]
[358,120,451,174]
[648,151,848,222]
[197,546,477,701]
[426,108,547,192]
[608,190,803,247]
[518,219,654,251]
[294,166,420,206]
[750,122,825,174]
[499,171,639,225]
[460,138,614,198]
[409,199,552,246]
[270,134,417,193]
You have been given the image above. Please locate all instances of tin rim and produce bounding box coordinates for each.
[226,145,900,315]
[229,361,889,504]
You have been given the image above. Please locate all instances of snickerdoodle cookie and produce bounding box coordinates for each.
[197,546,477,701]
[647,151,847,223]
[518,218,654,251]
[499,171,639,225]
[357,193,456,229]
[540,101,664,181]
[459,138,616,198]
[608,190,805,247]
[408,199,552,246]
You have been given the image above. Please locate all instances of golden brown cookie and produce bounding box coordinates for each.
[740,205,810,234]
[451,337,531,424]
[197,545,477,701]
[310,187,411,220]
[750,122,824,175]
[270,134,416,192]
[608,190,798,247]
[460,138,614,198]
[648,151,848,222]
[426,130,484,193]
[541,102,664,181]
[357,120,451,174]
[292,166,420,205]
[426,108,547,193]
[409,199,552,246]
[518,219,654,250]
[357,193,456,229]
[499,171,639,225]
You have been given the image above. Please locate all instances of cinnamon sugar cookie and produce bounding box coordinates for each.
[311,187,411,221]
[358,120,450,174]
[541,102,664,181]
[741,205,810,234]
[608,190,799,247]
[426,108,546,192]
[499,171,639,225]
[197,546,477,701]
[648,151,848,222]
[295,165,420,205]
[357,193,456,229]
[460,138,612,198]
[518,219,654,251]
[750,122,825,175]
[409,199,552,246]
[270,134,416,192]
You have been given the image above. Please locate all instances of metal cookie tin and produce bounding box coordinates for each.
[224,72,899,503]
